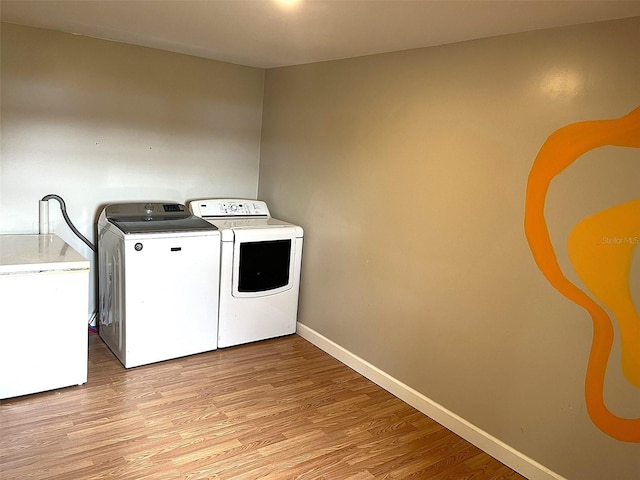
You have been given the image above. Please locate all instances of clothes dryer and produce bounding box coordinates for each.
[98,202,220,367]
[189,199,303,348]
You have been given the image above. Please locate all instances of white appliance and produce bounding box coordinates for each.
[97,202,220,368]
[189,199,303,348]
[0,234,90,399]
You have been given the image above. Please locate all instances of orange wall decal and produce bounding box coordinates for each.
[568,199,640,389]
[524,106,640,442]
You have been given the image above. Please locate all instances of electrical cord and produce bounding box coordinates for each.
[41,194,96,252]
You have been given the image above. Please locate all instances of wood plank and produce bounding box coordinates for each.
[0,332,527,479]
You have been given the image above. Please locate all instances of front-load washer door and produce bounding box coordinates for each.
[232,226,298,298]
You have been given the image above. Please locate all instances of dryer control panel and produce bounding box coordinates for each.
[190,199,270,218]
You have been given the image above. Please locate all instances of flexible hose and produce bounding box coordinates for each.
[41,194,96,252]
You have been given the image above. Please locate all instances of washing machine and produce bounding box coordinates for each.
[189,198,303,348]
[98,202,220,368]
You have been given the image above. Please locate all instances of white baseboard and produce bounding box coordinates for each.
[296,322,565,480]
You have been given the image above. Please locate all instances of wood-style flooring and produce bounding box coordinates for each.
[1,332,527,479]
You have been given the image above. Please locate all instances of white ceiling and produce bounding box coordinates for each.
[2,0,640,68]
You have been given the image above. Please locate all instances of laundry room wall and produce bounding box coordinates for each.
[0,23,265,319]
[258,17,640,480]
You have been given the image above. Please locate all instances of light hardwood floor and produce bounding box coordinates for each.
[1,332,527,479]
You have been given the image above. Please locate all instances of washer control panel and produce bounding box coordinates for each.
[190,199,270,218]
[105,202,187,219]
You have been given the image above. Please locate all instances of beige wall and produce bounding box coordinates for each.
[2,16,639,480]
[1,23,264,316]
[259,17,640,479]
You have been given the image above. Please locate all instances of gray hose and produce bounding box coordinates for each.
[41,194,96,252]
